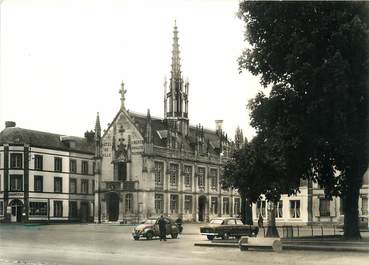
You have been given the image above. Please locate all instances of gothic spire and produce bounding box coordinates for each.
[145,109,152,144]
[95,112,101,140]
[94,112,101,158]
[171,20,181,80]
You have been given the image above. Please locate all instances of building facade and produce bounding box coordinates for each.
[252,173,368,226]
[93,23,239,223]
[0,122,95,223]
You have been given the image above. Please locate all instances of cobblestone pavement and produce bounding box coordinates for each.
[0,224,367,265]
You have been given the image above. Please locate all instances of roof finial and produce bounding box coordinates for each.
[119,80,127,111]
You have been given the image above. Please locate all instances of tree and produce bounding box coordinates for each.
[222,135,299,237]
[239,1,369,239]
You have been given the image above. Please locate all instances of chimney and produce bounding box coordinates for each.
[5,121,16,128]
[215,120,223,132]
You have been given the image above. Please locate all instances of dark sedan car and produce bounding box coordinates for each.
[132,217,180,240]
[200,217,259,240]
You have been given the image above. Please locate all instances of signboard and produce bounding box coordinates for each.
[8,192,24,197]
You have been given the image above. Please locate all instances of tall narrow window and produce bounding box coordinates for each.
[155,194,164,214]
[197,167,205,188]
[54,177,62,193]
[339,197,344,215]
[223,197,230,215]
[54,201,63,217]
[81,161,89,174]
[170,194,178,213]
[70,178,77,194]
[169,164,178,186]
[290,200,300,218]
[70,159,77,173]
[154,162,164,186]
[10,153,22,169]
[210,197,218,215]
[81,179,89,194]
[319,198,330,217]
[34,155,43,170]
[116,162,127,181]
[34,175,43,192]
[210,169,218,190]
[184,165,192,187]
[54,157,62,172]
[125,194,133,213]
[275,200,283,218]
[10,175,23,191]
[184,195,192,214]
[234,198,241,216]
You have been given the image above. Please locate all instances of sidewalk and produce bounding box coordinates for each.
[194,231,369,252]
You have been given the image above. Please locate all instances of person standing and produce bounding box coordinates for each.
[258,214,264,228]
[158,215,167,241]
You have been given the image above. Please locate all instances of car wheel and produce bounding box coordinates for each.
[133,236,139,241]
[171,233,178,239]
[206,235,215,241]
[222,233,230,240]
[146,231,153,240]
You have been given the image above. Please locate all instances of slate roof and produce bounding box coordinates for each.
[0,127,95,154]
[129,111,225,155]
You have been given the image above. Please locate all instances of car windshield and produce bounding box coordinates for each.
[143,219,157,224]
[210,219,223,224]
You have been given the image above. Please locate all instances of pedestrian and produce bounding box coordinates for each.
[175,215,183,234]
[158,215,167,241]
[257,214,263,228]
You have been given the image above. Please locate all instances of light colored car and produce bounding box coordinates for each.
[200,217,259,240]
[132,217,180,240]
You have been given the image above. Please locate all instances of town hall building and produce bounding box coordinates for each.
[93,23,239,223]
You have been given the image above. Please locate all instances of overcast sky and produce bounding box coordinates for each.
[0,0,263,141]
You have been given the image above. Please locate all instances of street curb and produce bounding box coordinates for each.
[193,242,369,252]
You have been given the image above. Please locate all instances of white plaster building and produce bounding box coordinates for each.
[0,122,95,223]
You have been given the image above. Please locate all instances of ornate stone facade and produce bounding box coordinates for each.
[94,23,239,223]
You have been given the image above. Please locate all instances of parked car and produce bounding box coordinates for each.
[200,217,259,240]
[132,217,180,240]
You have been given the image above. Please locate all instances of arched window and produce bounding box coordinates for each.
[125,194,133,214]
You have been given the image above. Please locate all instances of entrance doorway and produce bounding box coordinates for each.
[9,199,24,223]
[106,193,120,221]
[198,196,207,222]
[80,201,90,223]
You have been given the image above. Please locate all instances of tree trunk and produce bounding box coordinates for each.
[343,187,361,239]
[266,201,279,238]
[245,199,253,225]
[240,195,246,224]
[341,166,363,240]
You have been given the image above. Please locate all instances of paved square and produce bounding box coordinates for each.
[0,224,367,265]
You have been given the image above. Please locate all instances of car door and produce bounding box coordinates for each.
[226,218,236,236]
[165,218,172,235]
[235,219,245,235]
[153,219,160,236]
